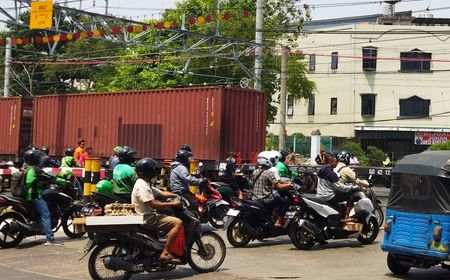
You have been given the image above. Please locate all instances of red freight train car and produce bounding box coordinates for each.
[32,87,266,163]
[0,97,33,161]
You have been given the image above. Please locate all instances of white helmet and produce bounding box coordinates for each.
[6,161,14,167]
[257,150,282,167]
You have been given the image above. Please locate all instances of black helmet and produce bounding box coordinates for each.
[337,150,352,166]
[279,150,288,162]
[135,158,159,178]
[24,149,44,166]
[117,146,138,164]
[41,146,49,155]
[180,144,192,152]
[176,149,193,167]
[65,147,75,156]
[25,144,38,151]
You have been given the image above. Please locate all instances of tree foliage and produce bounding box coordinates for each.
[429,140,450,151]
[2,0,315,122]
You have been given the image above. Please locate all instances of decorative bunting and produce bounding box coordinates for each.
[0,10,247,47]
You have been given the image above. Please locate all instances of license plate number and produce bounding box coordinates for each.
[226,209,240,217]
[284,211,296,219]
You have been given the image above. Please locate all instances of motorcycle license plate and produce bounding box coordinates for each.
[226,209,240,217]
[284,211,296,219]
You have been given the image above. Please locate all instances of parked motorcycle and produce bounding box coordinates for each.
[287,188,379,250]
[83,197,226,280]
[0,182,85,248]
[224,184,302,248]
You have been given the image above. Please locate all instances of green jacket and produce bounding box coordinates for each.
[275,162,298,178]
[112,164,138,194]
[25,166,66,201]
[61,156,78,167]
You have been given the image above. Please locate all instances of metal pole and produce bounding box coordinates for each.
[215,0,220,36]
[279,46,288,150]
[254,0,263,90]
[105,0,109,15]
[4,37,12,98]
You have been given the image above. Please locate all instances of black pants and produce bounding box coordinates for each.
[328,192,359,208]
[261,196,291,217]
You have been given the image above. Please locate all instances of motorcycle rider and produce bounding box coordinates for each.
[217,152,249,195]
[39,146,60,168]
[108,146,123,170]
[253,150,293,227]
[169,149,206,209]
[112,146,138,202]
[23,149,71,245]
[132,157,183,264]
[276,150,299,179]
[335,150,369,188]
[317,153,360,222]
[61,148,79,167]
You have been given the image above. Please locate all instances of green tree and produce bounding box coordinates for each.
[341,140,369,166]
[366,146,385,167]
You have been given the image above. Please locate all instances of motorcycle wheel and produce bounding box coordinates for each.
[226,218,251,248]
[0,211,25,248]
[61,208,86,238]
[387,253,410,275]
[357,217,379,244]
[88,241,133,280]
[208,205,230,229]
[187,231,226,273]
[373,207,384,227]
[289,222,315,250]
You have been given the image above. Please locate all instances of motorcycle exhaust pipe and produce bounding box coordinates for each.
[103,256,135,272]
[13,221,40,237]
[299,219,322,235]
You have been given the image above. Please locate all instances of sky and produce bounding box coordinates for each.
[2,0,450,27]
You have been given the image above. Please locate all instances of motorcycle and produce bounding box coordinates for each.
[223,184,302,248]
[83,197,226,280]
[0,182,85,248]
[196,181,230,229]
[286,188,379,250]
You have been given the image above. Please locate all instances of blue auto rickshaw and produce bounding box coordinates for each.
[381,150,450,274]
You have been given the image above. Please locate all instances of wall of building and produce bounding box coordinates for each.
[269,22,450,155]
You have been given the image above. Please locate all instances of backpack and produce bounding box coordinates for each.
[11,170,27,198]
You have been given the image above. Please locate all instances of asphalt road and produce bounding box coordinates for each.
[1,224,450,280]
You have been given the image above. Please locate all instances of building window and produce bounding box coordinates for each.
[361,94,376,117]
[399,95,430,117]
[287,97,294,116]
[362,47,377,71]
[330,97,337,115]
[331,52,338,70]
[309,54,316,72]
[400,49,431,72]
[308,95,315,115]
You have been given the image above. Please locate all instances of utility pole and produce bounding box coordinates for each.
[254,0,263,91]
[215,0,220,36]
[3,37,12,98]
[278,46,289,150]
[105,0,109,16]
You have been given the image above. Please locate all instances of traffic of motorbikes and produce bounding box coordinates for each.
[0,148,383,280]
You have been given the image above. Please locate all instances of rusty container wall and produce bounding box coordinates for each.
[0,97,33,159]
[33,87,265,162]
[220,87,267,161]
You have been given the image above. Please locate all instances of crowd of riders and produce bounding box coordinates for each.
[2,139,366,251]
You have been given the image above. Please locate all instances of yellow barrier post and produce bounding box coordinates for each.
[90,157,101,194]
[83,158,92,197]
[189,160,199,194]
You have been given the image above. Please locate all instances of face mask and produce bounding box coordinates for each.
[231,158,236,163]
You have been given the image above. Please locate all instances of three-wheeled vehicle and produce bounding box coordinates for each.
[381,150,450,274]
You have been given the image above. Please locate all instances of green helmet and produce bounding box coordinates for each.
[96,180,113,195]
[113,146,123,154]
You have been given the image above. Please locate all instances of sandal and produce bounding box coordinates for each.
[160,253,182,264]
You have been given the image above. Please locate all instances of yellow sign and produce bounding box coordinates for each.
[30,0,53,30]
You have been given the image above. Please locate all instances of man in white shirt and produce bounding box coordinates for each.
[132,158,183,264]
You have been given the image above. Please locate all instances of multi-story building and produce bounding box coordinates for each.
[269,9,450,160]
